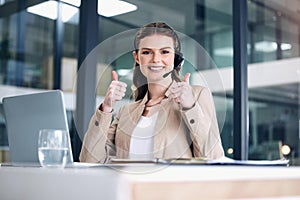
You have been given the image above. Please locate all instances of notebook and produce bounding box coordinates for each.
[2,90,74,166]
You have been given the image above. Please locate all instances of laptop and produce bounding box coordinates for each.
[2,90,74,166]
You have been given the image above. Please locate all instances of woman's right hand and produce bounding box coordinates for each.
[101,71,127,113]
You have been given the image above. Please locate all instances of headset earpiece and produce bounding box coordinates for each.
[174,52,184,69]
[162,52,184,78]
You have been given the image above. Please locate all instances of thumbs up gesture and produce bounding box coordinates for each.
[170,73,196,109]
[102,71,127,113]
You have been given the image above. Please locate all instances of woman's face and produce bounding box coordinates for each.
[133,34,175,83]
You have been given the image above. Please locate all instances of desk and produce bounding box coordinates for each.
[1,164,300,200]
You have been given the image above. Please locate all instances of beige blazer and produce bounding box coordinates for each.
[79,83,224,163]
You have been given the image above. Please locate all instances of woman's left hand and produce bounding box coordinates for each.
[170,73,196,109]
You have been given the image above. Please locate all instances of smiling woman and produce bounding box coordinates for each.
[79,22,224,164]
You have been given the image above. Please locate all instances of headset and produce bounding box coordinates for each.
[162,52,184,78]
[174,52,184,69]
[165,30,185,77]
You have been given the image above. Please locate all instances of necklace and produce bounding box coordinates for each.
[145,102,161,108]
[145,96,166,108]
[143,96,166,116]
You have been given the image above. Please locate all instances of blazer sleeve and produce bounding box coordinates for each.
[79,105,122,163]
[180,86,224,159]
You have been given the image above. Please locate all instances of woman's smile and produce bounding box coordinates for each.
[147,65,165,72]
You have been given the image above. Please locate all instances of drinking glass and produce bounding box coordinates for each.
[38,129,68,168]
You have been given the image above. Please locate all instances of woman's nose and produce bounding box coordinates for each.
[152,52,162,63]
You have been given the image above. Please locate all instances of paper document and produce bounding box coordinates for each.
[157,157,289,166]
[109,157,289,166]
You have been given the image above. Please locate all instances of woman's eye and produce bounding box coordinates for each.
[141,51,150,55]
[162,50,170,54]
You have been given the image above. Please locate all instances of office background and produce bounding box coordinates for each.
[0,0,299,165]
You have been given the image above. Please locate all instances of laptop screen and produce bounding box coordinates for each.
[3,90,73,165]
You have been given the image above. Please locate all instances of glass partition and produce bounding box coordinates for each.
[96,0,233,158]
[0,0,299,164]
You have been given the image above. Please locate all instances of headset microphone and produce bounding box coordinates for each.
[163,68,176,78]
[163,53,184,78]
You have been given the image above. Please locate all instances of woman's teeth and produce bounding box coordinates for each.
[148,66,164,71]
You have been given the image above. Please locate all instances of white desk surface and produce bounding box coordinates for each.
[1,163,300,200]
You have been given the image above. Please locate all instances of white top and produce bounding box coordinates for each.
[129,113,159,160]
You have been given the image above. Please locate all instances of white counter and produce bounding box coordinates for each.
[1,164,300,200]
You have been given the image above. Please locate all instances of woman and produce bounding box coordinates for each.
[79,22,224,163]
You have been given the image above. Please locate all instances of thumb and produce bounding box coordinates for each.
[112,70,118,81]
[183,73,190,84]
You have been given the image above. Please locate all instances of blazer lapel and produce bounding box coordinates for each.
[120,94,148,136]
